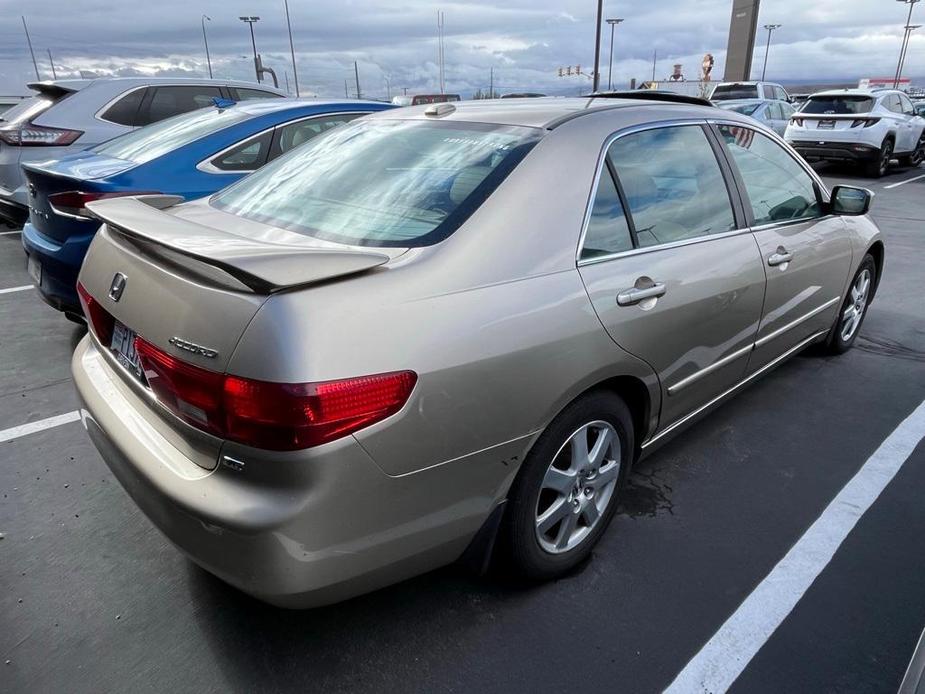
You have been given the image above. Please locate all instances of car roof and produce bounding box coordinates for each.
[368,95,720,129]
[231,98,387,117]
[27,77,287,95]
[809,88,890,98]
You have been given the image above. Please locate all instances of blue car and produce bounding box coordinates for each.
[21,98,393,317]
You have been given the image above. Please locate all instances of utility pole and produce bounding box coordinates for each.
[591,0,603,91]
[201,15,213,79]
[652,50,657,82]
[284,71,290,93]
[21,17,40,81]
[437,10,446,94]
[898,23,922,85]
[760,24,781,81]
[47,49,57,80]
[239,16,261,83]
[894,0,921,87]
[345,79,349,98]
[284,0,300,96]
[354,61,361,99]
[489,66,493,98]
[606,18,624,90]
[384,74,391,100]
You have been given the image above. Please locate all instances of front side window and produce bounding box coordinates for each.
[212,119,541,247]
[232,88,284,101]
[608,125,736,248]
[899,94,915,116]
[717,124,821,225]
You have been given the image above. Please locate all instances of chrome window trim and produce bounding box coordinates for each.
[196,111,369,175]
[575,118,743,266]
[642,328,829,448]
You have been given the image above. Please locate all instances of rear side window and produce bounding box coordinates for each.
[801,95,874,115]
[99,88,146,126]
[274,113,362,156]
[232,87,285,101]
[717,124,821,225]
[208,131,273,172]
[581,166,633,260]
[137,86,223,125]
[212,119,541,247]
[608,125,736,248]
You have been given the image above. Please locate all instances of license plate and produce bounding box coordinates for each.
[817,119,836,130]
[111,321,143,379]
[27,255,41,286]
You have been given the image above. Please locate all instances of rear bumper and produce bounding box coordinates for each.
[0,191,27,228]
[21,221,95,314]
[789,140,881,163]
[72,337,520,607]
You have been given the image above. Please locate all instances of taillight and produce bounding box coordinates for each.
[0,124,82,146]
[133,335,417,451]
[850,117,880,128]
[791,117,803,127]
[48,190,160,219]
[76,281,114,345]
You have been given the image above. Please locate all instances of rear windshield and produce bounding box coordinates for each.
[211,119,541,248]
[92,106,250,164]
[800,95,874,115]
[721,102,761,116]
[712,84,759,100]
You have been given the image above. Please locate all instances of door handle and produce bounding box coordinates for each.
[768,249,793,267]
[617,282,666,306]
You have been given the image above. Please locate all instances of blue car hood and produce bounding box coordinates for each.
[22,150,135,181]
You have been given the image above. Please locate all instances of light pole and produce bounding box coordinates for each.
[895,0,921,88]
[592,0,603,92]
[283,0,300,96]
[201,15,213,79]
[383,74,391,100]
[761,24,781,81]
[606,18,624,91]
[898,24,921,86]
[239,16,261,83]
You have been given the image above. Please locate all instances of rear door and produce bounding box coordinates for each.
[578,123,766,430]
[714,123,852,371]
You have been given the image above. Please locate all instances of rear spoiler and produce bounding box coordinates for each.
[26,81,81,98]
[85,195,390,293]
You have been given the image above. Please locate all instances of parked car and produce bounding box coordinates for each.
[21,98,391,318]
[716,98,797,136]
[72,96,883,607]
[785,88,925,177]
[0,77,287,227]
[710,81,791,103]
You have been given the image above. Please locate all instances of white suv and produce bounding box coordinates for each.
[785,89,925,177]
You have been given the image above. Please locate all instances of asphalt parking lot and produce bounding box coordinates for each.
[2,164,924,693]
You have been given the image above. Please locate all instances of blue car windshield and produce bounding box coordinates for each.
[211,118,541,247]
[93,106,251,164]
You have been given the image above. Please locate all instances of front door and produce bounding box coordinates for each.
[578,123,766,430]
[714,123,853,371]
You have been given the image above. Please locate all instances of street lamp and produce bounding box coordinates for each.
[895,0,921,88]
[898,24,922,86]
[606,18,624,91]
[283,0,300,96]
[592,0,603,92]
[761,24,781,81]
[239,16,261,83]
[201,15,212,79]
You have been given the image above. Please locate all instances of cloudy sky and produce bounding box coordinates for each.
[0,0,922,98]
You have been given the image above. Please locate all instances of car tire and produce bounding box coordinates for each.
[897,134,925,168]
[824,254,876,355]
[499,390,633,581]
[864,138,893,178]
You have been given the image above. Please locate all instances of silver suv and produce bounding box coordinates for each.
[0,78,286,227]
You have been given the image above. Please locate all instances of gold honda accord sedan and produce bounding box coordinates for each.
[72,95,884,607]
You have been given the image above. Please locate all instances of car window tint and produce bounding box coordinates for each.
[210,131,273,171]
[141,86,223,124]
[276,113,362,155]
[99,89,146,126]
[581,167,633,260]
[233,88,284,101]
[717,124,821,225]
[608,125,736,248]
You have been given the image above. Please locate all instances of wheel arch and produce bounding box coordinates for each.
[866,240,885,301]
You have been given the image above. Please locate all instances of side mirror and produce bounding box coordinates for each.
[830,185,872,216]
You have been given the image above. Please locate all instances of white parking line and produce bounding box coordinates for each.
[0,285,32,295]
[0,411,81,444]
[884,173,925,189]
[665,398,925,694]
[0,229,22,236]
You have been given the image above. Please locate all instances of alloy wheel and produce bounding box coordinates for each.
[534,420,621,554]
[912,136,925,167]
[879,141,893,176]
[841,268,871,342]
